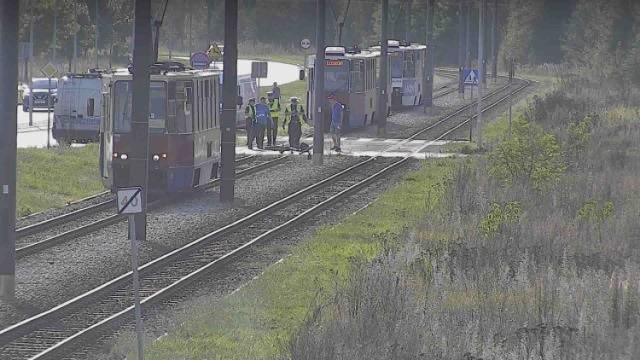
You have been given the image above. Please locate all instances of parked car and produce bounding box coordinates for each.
[23,78,58,112]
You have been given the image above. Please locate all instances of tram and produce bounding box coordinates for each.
[307,46,381,131]
[99,62,221,193]
[370,40,427,109]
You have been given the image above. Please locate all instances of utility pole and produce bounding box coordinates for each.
[29,0,34,126]
[377,0,389,136]
[405,0,411,41]
[189,5,193,56]
[458,0,465,95]
[481,0,487,88]
[313,0,326,165]
[477,0,485,148]
[491,0,498,82]
[0,0,19,299]
[131,0,152,242]
[508,57,514,137]
[465,1,471,69]
[220,0,239,202]
[95,0,99,69]
[423,0,435,110]
[52,0,57,65]
[73,1,77,73]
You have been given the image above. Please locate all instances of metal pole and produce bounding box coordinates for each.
[465,1,471,68]
[0,0,18,299]
[220,0,238,202]
[29,2,34,126]
[47,78,51,148]
[313,0,326,165]
[189,5,193,57]
[128,216,144,360]
[508,58,513,138]
[491,0,498,82]
[131,0,152,241]
[477,0,485,148]
[52,0,57,65]
[95,0,99,68]
[423,0,435,110]
[458,0,464,95]
[377,0,389,136]
[73,2,77,73]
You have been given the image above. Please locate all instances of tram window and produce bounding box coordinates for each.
[204,80,210,98]
[87,98,95,117]
[351,61,364,93]
[390,53,403,79]
[404,52,416,77]
[168,81,177,99]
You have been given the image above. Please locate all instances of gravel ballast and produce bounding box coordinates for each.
[0,156,361,329]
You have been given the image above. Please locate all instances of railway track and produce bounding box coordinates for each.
[0,74,531,359]
[14,155,287,259]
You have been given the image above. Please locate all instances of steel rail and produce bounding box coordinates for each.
[1,75,532,359]
[15,155,285,259]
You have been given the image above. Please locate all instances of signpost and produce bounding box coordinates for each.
[251,61,268,99]
[301,38,311,49]
[207,42,222,67]
[463,68,478,100]
[116,186,144,360]
[190,51,211,70]
[41,62,58,149]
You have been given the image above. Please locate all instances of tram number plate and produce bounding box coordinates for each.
[117,187,143,214]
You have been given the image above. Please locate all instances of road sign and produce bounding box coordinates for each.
[117,187,143,214]
[40,62,58,78]
[301,38,311,49]
[190,52,211,70]
[208,43,223,62]
[463,69,479,85]
[251,61,268,79]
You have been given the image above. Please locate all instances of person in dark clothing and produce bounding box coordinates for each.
[267,94,281,146]
[254,97,272,149]
[283,97,307,149]
[244,98,256,149]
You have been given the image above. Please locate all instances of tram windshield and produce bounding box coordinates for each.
[325,61,349,92]
[390,53,403,79]
[113,81,167,134]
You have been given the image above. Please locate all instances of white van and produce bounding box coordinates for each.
[53,73,103,144]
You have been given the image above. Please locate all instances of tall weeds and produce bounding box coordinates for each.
[290,76,640,359]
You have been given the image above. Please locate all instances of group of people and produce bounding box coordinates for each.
[244,82,344,152]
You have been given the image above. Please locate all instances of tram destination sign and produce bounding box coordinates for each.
[326,60,344,66]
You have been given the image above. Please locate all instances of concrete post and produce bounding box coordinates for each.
[131,0,152,241]
[313,0,326,165]
[0,0,19,299]
[220,0,238,202]
[377,0,389,135]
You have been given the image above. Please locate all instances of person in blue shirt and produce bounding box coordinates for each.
[252,97,273,149]
[328,95,343,152]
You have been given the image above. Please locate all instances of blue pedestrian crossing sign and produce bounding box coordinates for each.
[463,69,479,86]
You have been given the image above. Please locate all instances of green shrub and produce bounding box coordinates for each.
[488,118,566,190]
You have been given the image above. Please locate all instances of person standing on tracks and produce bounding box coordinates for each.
[267,93,281,147]
[328,95,343,152]
[272,82,281,100]
[245,98,257,149]
[254,97,273,149]
[283,97,307,149]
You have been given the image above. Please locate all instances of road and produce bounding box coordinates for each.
[16,60,300,149]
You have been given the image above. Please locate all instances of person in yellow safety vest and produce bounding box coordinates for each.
[244,98,256,149]
[267,93,281,147]
[283,97,307,149]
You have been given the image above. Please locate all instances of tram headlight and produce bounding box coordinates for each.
[120,153,128,160]
[152,154,160,162]
[113,152,118,159]
[161,153,168,159]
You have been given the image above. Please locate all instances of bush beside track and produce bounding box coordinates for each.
[17,145,102,217]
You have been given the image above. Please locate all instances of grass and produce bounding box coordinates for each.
[16,145,103,217]
[129,160,454,359]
